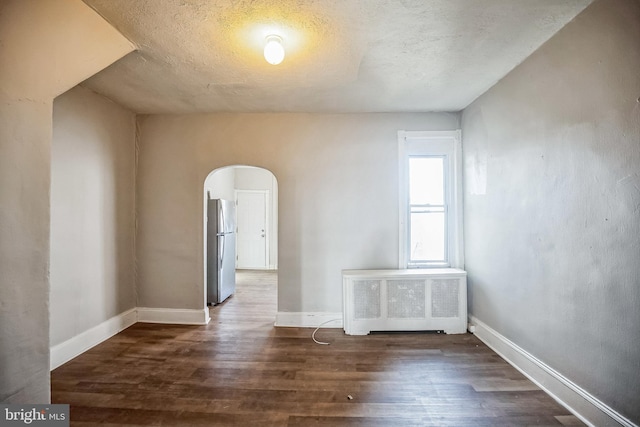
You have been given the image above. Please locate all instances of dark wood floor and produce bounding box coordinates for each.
[52,270,583,426]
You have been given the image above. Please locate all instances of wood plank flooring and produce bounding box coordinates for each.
[51,270,584,426]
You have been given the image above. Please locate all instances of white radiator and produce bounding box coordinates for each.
[342,269,467,335]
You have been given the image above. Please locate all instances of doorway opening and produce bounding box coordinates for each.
[203,166,278,314]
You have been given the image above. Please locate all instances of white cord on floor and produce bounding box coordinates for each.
[312,318,342,345]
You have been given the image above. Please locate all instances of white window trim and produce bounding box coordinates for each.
[398,130,464,269]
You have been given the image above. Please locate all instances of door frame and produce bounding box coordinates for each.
[235,189,270,269]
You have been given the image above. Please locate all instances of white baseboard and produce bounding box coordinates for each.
[50,308,137,370]
[137,307,210,325]
[275,312,343,328]
[51,307,211,370]
[469,315,636,427]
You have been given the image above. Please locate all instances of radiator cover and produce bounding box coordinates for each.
[343,269,467,335]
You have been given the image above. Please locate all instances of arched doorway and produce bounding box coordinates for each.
[203,166,278,311]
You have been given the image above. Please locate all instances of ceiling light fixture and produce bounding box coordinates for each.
[264,35,285,65]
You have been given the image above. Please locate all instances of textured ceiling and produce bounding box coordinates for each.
[81,0,593,114]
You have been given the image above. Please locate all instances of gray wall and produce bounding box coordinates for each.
[0,0,133,403]
[50,86,136,347]
[136,113,459,313]
[204,167,235,201]
[0,89,52,404]
[461,0,640,421]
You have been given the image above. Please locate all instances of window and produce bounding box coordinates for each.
[399,131,463,268]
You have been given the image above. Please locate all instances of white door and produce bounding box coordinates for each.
[236,191,268,269]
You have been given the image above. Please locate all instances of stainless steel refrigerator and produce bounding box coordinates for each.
[207,198,236,305]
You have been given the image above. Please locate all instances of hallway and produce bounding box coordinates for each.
[210,270,278,328]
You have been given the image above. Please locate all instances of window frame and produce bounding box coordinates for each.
[398,130,464,269]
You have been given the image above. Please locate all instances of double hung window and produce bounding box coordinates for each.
[398,131,463,268]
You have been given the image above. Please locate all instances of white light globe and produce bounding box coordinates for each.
[264,35,285,65]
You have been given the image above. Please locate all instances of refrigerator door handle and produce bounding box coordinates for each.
[219,235,225,268]
[220,202,226,234]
